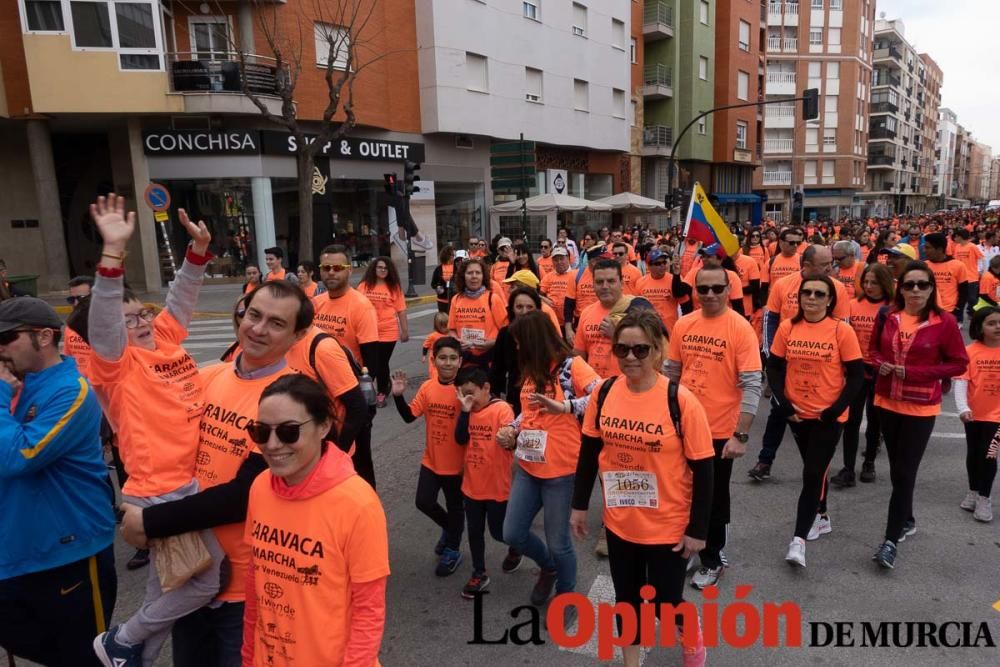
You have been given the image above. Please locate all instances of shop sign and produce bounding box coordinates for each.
[142,130,259,155]
[260,132,425,162]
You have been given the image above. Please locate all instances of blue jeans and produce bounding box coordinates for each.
[502,467,576,594]
[171,601,244,667]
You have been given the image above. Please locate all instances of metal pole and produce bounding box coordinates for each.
[519,132,527,241]
[405,232,417,298]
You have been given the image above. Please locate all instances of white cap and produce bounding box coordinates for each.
[497,237,513,249]
[454,249,468,259]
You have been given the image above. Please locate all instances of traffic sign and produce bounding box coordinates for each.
[143,183,171,212]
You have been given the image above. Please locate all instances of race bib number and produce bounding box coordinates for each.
[602,471,659,509]
[515,429,548,463]
[462,328,486,345]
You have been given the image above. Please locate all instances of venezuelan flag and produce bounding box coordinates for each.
[683,182,740,258]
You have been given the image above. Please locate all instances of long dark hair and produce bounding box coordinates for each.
[454,257,490,293]
[857,262,894,303]
[970,306,1000,342]
[868,229,895,264]
[362,256,401,292]
[297,260,318,284]
[509,310,571,393]
[791,274,838,324]
[507,241,539,279]
[507,286,541,321]
[892,260,942,322]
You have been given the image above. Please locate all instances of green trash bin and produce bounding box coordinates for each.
[7,274,39,297]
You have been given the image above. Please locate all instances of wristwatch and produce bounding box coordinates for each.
[733,432,750,443]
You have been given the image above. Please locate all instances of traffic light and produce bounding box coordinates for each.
[792,186,804,206]
[383,173,398,195]
[802,88,819,122]
[403,160,421,197]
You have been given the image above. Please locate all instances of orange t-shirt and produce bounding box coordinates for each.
[927,259,968,312]
[358,282,406,343]
[574,301,614,379]
[541,302,562,332]
[462,400,516,501]
[980,271,1000,302]
[516,356,599,479]
[312,289,379,362]
[959,342,1000,423]
[581,375,714,544]
[747,245,770,282]
[244,282,258,295]
[666,309,761,438]
[635,274,680,333]
[422,331,446,380]
[63,328,93,382]
[537,255,554,278]
[770,317,862,421]
[874,313,941,417]
[245,455,389,666]
[286,327,360,443]
[574,270,597,318]
[835,263,862,300]
[491,261,511,295]
[682,265,744,311]
[848,298,885,364]
[196,361,297,602]
[733,253,762,315]
[447,290,508,354]
[300,282,322,298]
[679,243,701,277]
[767,253,801,285]
[540,270,577,326]
[89,310,203,497]
[620,263,642,296]
[860,245,872,263]
[766,271,851,322]
[410,379,464,475]
[952,243,983,280]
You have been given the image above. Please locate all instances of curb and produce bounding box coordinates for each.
[404,295,438,307]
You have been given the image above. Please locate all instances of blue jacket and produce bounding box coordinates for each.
[0,357,115,579]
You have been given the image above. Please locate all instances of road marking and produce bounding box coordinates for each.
[407,308,438,320]
[993,599,1000,614]
[859,420,966,439]
[559,574,649,664]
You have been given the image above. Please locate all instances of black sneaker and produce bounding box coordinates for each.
[898,519,916,543]
[462,571,491,599]
[873,540,897,569]
[530,568,558,606]
[93,625,143,667]
[435,548,463,577]
[830,467,856,488]
[859,461,876,483]
[501,549,523,574]
[126,548,150,571]
[747,462,771,481]
[434,530,447,556]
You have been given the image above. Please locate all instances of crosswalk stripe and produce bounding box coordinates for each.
[182,333,238,341]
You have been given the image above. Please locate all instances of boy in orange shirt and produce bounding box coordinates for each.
[423,312,451,380]
[454,366,523,598]
[392,337,466,577]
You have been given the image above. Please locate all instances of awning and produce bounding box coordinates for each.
[713,193,761,204]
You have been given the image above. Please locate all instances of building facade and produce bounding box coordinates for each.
[934,107,960,207]
[755,0,876,223]
[969,140,994,203]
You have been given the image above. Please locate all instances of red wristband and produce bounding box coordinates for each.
[186,247,214,265]
[96,265,125,278]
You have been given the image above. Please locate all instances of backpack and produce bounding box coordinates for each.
[593,376,683,441]
[307,333,374,447]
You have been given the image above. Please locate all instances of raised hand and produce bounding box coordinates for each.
[90,194,136,251]
[178,209,211,254]
[390,369,408,396]
[456,389,476,413]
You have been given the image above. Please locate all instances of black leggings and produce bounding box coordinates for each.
[788,419,842,539]
[842,373,881,470]
[606,527,689,643]
[964,421,999,497]
[465,497,508,573]
[375,341,397,395]
[352,420,376,489]
[880,408,936,543]
[416,465,465,551]
[699,439,733,568]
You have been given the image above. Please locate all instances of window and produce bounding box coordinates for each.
[466,52,488,92]
[828,28,841,45]
[825,94,838,112]
[699,56,709,80]
[806,128,818,151]
[811,0,823,7]
[805,161,817,183]
[612,18,625,49]
[830,0,842,8]
[70,1,112,47]
[700,0,709,25]
[827,61,839,79]
[736,121,748,149]
[68,1,162,69]
[572,3,586,37]
[738,20,751,51]
[808,61,821,78]
[824,128,836,145]
[314,23,350,70]
[697,118,707,135]
[525,67,542,102]
[613,88,626,118]
[574,78,589,111]
[809,29,822,45]
[630,37,637,64]
[191,18,230,60]
[822,161,835,184]
[737,71,749,100]
[23,0,64,31]
[523,1,539,20]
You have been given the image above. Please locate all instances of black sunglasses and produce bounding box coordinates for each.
[799,289,829,299]
[901,280,932,292]
[612,343,652,360]
[695,284,727,295]
[246,420,314,445]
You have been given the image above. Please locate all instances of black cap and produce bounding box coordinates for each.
[0,297,64,334]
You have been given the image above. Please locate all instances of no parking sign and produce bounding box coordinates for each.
[143,183,171,212]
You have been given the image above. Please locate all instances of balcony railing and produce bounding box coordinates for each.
[767,2,782,16]
[766,71,796,84]
[784,37,798,51]
[767,36,782,51]
[643,125,673,148]
[870,126,897,140]
[644,2,673,28]
[873,44,902,61]
[871,101,898,114]
[784,2,799,15]
[167,52,282,95]
[868,155,895,166]
[762,170,793,185]
[768,36,798,51]
[874,73,901,88]
[766,104,796,118]
[763,138,794,153]
[644,64,672,88]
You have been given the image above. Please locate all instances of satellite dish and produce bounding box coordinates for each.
[879,11,886,19]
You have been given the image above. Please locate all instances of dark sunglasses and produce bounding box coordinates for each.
[799,289,829,299]
[612,343,653,360]
[901,280,932,292]
[0,329,35,345]
[246,419,314,445]
[695,284,727,295]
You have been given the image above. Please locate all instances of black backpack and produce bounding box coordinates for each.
[592,376,683,441]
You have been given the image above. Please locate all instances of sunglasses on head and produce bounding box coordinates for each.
[319,263,352,273]
[799,288,829,299]
[246,419,314,445]
[901,280,932,292]
[695,284,727,295]
[0,328,37,345]
[612,343,653,360]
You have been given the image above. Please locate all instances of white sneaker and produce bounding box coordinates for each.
[785,538,806,568]
[960,490,978,511]
[973,496,993,523]
[691,566,724,590]
[806,514,832,541]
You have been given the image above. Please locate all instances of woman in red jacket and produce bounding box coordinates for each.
[869,261,969,569]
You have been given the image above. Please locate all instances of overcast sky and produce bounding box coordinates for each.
[875,0,999,152]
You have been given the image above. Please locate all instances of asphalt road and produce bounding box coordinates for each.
[34,293,1000,666]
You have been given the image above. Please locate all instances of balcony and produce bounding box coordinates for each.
[642,64,673,99]
[643,2,674,40]
[873,73,901,89]
[767,36,798,52]
[766,70,796,95]
[763,137,794,153]
[870,126,897,140]
[871,101,898,114]
[873,44,903,62]
[764,103,796,128]
[783,2,799,26]
[641,125,674,156]
[767,2,783,25]
[167,53,284,114]
[868,155,896,167]
[762,170,793,185]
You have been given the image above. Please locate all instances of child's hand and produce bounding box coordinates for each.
[390,370,408,396]
[456,389,476,413]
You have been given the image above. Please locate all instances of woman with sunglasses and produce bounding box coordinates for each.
[869,261,969,569]
[359,257,409,407]
[448,258,508,369]
[768,274,864,568]
[243,374,388,666]
[571,310,714,666]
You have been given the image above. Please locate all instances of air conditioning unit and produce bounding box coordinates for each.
[525,93,541,102]
[573,26,585,37]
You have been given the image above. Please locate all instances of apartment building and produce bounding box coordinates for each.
[969,140,994,203]
[755,0,876,223]
[934,108,959,207]
[990,157,1000,202]
[861,19,941,216]
[954,125,974,204]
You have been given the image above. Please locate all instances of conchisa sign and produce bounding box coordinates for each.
[142,130,425,162]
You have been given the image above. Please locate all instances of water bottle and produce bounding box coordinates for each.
[359,367,377,406]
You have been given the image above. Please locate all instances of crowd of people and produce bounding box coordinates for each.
[1,198,999,667]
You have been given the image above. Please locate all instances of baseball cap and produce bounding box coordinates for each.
[884,243,917,260]
[504,269,540,289]
[0,297,64,334]
[697,243,723,257]
[550,246,569,257]
[454,249,469,259]
[497,237,513,249]
[646,248,668,263]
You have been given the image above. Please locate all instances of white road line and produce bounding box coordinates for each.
[407,308,438,320]
[559,574,649,664]
[182,333,239,342]
[184,325,236,334]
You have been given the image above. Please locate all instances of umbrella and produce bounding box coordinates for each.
[593,192,667,212]
[491,193,612,213]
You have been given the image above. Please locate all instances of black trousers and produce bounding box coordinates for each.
[0,545,117,667]
[416,465,465,551]
[465,497,508,573]
[699,438,733,568]
[757,399,788,465]
[788,419,842,539]
[374,340,397,396]
[880,408,936,543]
[351,411,377,489]
[842,373,881,470]
[964,421,999,497]
[172,601,244,667]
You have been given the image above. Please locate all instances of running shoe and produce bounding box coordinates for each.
[960,490,978,511]
[501,549,523,574]
[897,519,916,543]
[679,621,707,667]
[747,462,771,481]
[873,540,897,569]
[462,571,491,599]
[830,467,856,488]
[93,626,142,667]
[691,566,724,590]
[859,461,877,483]
[530,568,558,606]
[973,496,993,523]
[434,530,447,556]
[807,514,832,541]
[785,538,806,568]
[435,548,463,577]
